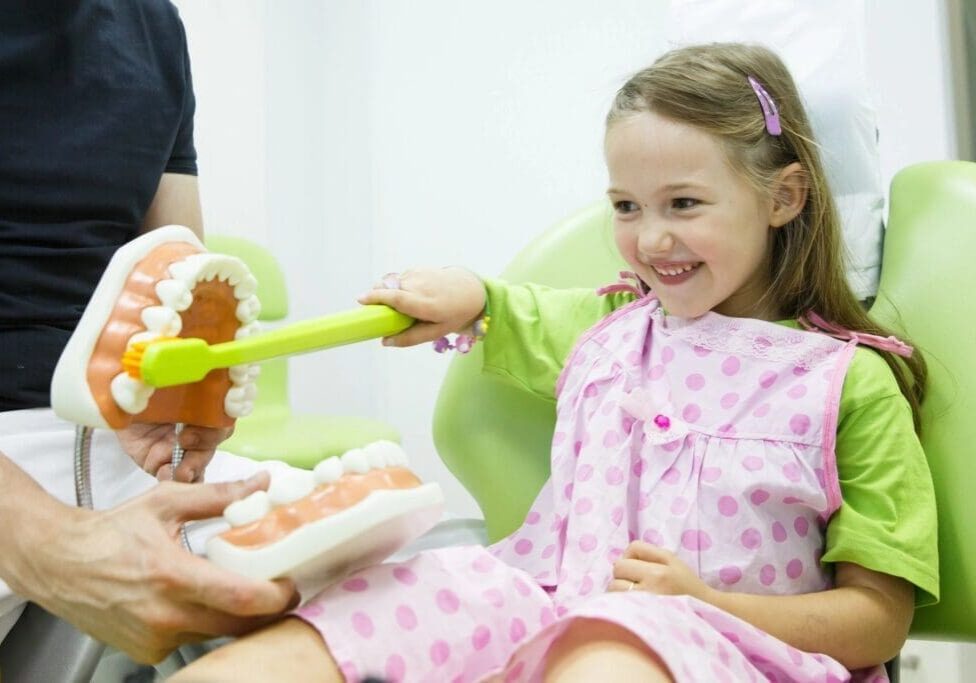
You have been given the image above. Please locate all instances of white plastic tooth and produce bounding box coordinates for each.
[110,373,155,414]
[340,448,371,475]
[127,330,160,347]
[313,457,344,484]
[167,253,209,284]
[228,364,250,384]
[237,400,254,418]
[363,440,405,468]
[217,258,248,286]
[223,490,271,527]
[235,296,261,324]
[224,386,251,417]
[234,274,258,300]
[363,440,397,467]
[365,448,387,470]
[234,322,261,340]
[247,364,261,380]
[267,470,317,506]
[140,306,182,336]
[155,279,193,312]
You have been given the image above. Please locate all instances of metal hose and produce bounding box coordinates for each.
[73,426,94,510]
[73,423,192,551]
[171,423,192,552]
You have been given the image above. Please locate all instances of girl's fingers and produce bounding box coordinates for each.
[612,558,650,583]
[607,578,639,593]
[622,541,672,562]
[382,321,453,348]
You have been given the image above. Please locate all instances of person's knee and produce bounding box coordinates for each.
[544,617,673,683]
[168,618,341,683]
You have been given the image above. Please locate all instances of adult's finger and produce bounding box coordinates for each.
[152,473,270,523]
[178,553,298,617]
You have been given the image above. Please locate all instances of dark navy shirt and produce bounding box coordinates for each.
[0,0,197,411]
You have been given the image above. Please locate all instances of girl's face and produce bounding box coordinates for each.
[605,111,781,321]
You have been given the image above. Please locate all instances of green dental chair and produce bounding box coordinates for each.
[204,234,400,469]
[433,161,976,677]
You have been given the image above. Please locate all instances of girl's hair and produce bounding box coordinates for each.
[606,43,926,431]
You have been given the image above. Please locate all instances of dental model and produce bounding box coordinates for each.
[207,440,444,599]
[51,225,260,429]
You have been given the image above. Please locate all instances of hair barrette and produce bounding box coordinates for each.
[747,75,782,137]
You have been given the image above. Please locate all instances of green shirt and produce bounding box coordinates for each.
[481,279,939,606]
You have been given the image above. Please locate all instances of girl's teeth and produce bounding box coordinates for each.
[655,263,698,276]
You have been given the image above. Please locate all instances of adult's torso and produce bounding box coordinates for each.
[0,0,194,411]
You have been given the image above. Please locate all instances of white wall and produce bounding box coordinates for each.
[179,0,961,519]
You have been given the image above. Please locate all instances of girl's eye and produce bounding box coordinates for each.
[613,200,639,214]
[672,197,699,210]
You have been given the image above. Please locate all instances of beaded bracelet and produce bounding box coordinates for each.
[433,300,491,355]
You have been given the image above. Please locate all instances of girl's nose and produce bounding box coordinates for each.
[636,222,674,258]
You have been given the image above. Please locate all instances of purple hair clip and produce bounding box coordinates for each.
[747,75,782,136]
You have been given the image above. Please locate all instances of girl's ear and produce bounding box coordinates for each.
[769,162,808,228]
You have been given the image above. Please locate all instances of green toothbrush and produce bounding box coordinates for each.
[123,305,414,388]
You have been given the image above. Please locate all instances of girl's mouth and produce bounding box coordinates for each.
[651,262,702,285]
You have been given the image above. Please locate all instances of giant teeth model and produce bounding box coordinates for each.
[51,225,260,429]
[207,440,444,600]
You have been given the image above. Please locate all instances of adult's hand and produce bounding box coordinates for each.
[117,422,233,482]
[5,471,297,664]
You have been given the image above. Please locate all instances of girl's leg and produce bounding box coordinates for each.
[168,617,340,683]
[543,618,674,683]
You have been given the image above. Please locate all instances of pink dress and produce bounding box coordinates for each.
[295,295,888,683]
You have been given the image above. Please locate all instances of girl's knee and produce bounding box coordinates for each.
[543,617,674,682]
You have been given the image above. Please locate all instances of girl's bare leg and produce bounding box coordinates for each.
[543,618,674,683]
[168,617,340,683]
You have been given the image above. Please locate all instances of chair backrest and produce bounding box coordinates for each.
[867,161,976,640]
[432,161,976,641]
[432,202,624,540]
[205,234,291,414]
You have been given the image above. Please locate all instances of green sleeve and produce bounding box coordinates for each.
[822,348,940,607]
[480,278,634,401]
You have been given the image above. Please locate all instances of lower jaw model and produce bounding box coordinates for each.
[50,226,443,595]
[208,440,443,600]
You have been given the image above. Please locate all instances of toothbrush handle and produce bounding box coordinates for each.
[212,305,413,367]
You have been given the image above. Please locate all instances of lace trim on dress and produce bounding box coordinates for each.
[659,313,844,370]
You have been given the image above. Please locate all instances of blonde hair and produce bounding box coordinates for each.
[607,43,926,430]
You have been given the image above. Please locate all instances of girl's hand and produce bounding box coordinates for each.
[357,267,486,347]
[608,541,714,602]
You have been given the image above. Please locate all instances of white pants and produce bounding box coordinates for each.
[0,408,296,644]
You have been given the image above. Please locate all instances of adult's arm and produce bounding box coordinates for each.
[0,451,296,663]
[141,172,204,239]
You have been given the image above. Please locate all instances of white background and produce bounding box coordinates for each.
[172,1,969,678]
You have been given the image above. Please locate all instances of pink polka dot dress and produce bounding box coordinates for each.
[295,296,888,682]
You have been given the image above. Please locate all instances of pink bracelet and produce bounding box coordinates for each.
[433,310,490,355]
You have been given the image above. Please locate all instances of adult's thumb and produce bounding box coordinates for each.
[155,472,270,523]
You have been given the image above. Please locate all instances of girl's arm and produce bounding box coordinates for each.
[706,562,913,669]
[360,269,630,399]
[612,542,913,670]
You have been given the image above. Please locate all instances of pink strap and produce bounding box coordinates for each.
[801,311,914,358]
[596,271,650,298]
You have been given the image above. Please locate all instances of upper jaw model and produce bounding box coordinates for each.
[51,225,261,429]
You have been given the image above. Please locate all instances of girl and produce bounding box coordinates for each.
[175,43,937,683]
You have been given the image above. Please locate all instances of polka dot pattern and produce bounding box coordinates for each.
[289,299,856,682]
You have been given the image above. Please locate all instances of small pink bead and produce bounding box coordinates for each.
[653,414,671,430]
